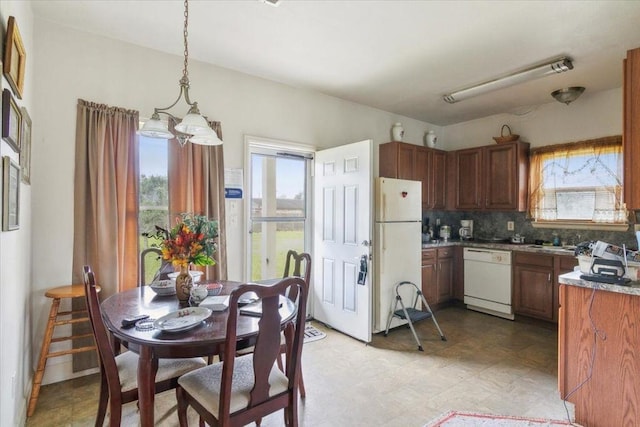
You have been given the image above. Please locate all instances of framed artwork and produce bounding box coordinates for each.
[1,88,21,153]
[3,156,20,231]
[3,16,26,99]
[20,107,31,184]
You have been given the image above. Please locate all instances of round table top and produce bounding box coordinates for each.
[100,280,296,354]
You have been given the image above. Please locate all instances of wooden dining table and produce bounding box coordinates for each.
[100,280,296,427]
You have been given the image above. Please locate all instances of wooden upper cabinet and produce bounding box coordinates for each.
[485,142,529,210]
[453,141,529,211]
[624,47,640,210]
[379,141,416,179]
[415,147,430,209]
[454,147,483,209]
[429,150,447,209]
[379,141,446,210]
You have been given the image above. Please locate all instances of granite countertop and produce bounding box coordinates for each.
[558,270,640,296]
[421,239,577,256]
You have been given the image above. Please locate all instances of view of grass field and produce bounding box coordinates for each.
[251,230,304,281]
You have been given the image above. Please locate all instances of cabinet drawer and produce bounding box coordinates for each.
[437,247,454,259]
[514,252,553,268]
[422,249,437,263]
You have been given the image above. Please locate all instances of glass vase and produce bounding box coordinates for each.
[175,265,193,304]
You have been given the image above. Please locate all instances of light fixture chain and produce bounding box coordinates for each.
[183,0,189,81]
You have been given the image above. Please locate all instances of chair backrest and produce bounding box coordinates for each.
[220,277,308,423]
[83,266,121,395]
[140,247,168,285]
[282,250,311,302]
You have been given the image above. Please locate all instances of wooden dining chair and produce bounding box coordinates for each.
[236,250,311,397]
[280,250,311,397]
[176,276,308,427]
[82,265,207,427]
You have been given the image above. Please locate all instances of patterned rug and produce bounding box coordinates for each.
[426,411,581,427]
[303,324,326,343]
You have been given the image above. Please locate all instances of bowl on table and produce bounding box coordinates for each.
[149,280,176,296]
[205,282,223,296]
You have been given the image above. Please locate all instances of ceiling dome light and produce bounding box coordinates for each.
[551,87,585,105]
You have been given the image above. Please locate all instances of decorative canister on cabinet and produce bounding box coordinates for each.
[425,130,437,148]
[391,123,404,141]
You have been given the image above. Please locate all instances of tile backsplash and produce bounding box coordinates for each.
[423,211,639,249]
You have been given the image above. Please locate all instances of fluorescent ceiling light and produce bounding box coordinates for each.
[443,57,574,104]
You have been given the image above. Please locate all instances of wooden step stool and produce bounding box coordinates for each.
[27,284,100,417]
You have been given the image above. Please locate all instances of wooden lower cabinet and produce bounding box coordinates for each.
[513,252,577,322]
[422,247,453,308]
[421,250,437,306]
[559,284,640,427]
[436,249,453,303]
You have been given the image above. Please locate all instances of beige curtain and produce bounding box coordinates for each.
[72,100,140,293]
[71,100,139,370]
[168,119,227,280]
[529,135,624,222]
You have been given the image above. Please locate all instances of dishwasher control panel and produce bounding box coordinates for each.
[463,248,512,264]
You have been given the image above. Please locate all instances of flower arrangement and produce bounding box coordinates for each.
[146,213,219,268]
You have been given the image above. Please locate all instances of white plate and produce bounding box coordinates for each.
[153,307,212,332]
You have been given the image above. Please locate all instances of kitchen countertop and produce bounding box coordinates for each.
[421,239,577,256]
[558,270,640,296]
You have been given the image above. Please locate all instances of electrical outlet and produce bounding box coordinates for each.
[507,221,515,231]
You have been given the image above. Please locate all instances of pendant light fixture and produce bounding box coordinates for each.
[139,0,222,146]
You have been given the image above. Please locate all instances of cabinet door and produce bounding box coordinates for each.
[421,250,437,307]
[416,147,430,209]
[437,257,453,303]
[397,143,416,180]
[624,48,640,210]
[455,148,483,209]
[553,255,578,322]
[485,143,517,210]
[431,150,447,209]
[422,262,437,307]
[513,265,554,320]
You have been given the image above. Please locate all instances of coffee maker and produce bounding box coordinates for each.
[459,220,474,240]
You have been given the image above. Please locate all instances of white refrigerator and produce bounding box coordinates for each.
[373,177,422,333]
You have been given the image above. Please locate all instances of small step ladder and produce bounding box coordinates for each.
[384,281,446,351]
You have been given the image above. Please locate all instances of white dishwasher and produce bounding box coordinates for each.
[463,248,514,320]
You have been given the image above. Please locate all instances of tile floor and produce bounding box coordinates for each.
[26,306,575,426]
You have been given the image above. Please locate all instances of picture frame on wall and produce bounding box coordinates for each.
[1,88,21,153]
[20,107,31,184]
[3,156,20,231]
[3,16,26,99]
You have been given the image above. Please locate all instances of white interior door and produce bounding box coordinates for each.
[313,140,372,342]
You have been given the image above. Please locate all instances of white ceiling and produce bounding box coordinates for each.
[31,0,640,126]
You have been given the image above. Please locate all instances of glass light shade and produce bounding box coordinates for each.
[189,127,223,145]
[174,113,210,135]
[139,118,175,139]
[551,87,585,105]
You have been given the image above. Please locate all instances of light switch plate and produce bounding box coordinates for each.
[507,221,515,231]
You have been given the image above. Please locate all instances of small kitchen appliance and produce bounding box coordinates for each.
[459,220,473,240]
